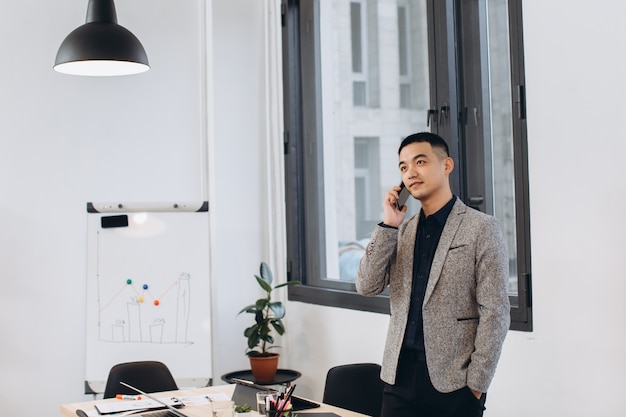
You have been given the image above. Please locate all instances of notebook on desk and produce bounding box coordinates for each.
[114,381,189,417]
[93,396,184,415]
[231,379,320,412]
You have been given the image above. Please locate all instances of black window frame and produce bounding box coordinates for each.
[282,0,532,331]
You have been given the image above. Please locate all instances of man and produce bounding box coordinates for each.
[356,132,510,417]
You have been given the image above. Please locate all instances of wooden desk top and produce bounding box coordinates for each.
[60,384,368,417]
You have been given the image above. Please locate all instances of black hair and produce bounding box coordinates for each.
[398,132,450,158]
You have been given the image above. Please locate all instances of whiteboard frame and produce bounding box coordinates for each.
[84,202,212,394]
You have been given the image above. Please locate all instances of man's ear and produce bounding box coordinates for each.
[444,156,454,174]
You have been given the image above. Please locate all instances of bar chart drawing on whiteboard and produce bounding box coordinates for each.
[97,272,193,345]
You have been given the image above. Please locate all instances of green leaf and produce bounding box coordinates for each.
[244,325,261,349]
[271,320,285,335]
[260,262,273,285]
[238,304,258,315]
[255,275,272,293]
[254,310,264,324]
[248,334,260,349]
[268,302,285,319]
[244,324,258,337]
[273,281,301,290]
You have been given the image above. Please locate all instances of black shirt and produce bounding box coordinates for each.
[403,196,456,351]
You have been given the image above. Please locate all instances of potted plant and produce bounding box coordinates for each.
[238,262,299,382]
[234,403,253,416]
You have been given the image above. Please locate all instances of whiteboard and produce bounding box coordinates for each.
[85,203,212,393]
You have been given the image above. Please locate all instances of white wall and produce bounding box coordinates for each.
[1,1,625,417]
[0,0,214,415]
[209,0,276,382]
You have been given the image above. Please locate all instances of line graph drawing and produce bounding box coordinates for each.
[96,271,193,345]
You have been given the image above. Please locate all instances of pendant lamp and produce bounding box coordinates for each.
[54,0,149,76]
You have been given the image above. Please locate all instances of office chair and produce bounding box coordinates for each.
[322,363,384,417]
[103,361,178,399]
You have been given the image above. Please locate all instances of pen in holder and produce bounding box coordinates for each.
[267,399,292,417]
[267,385,296,417]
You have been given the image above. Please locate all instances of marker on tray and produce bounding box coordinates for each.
[116,394,142,400]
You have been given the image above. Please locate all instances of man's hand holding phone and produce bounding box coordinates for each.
[383,182,409,227]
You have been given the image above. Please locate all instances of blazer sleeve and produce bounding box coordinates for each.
[356,224,398,296]
[467,215,511,392]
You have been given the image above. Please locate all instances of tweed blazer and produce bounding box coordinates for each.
[356,199,510,393]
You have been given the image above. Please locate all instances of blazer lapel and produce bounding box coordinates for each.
[396,214,419,300]
[423,200,465,305]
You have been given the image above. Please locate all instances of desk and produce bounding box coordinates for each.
[60,384,368,417]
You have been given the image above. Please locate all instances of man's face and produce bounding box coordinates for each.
[398,141,452,203]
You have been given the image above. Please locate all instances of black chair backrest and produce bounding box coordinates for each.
[103,361,178,399]
[322,363,384,417]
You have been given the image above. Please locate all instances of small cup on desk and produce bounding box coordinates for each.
[212,400,235,417]
[256,392,271,417]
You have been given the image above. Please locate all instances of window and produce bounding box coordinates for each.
[354,137,381,243]
[397,2,412,108]
[282,0,532,331]
[351,1,368,106]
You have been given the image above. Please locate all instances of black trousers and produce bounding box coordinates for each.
[380,350,487,417]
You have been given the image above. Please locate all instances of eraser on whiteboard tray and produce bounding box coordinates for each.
[101,215,129,228]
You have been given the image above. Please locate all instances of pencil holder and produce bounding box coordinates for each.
[267,405,295,417]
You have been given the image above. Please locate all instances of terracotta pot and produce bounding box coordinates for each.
[248,353,279,383]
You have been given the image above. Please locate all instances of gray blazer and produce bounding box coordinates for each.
[356,199,510,393]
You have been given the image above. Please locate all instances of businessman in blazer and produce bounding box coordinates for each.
[356,132,510,417]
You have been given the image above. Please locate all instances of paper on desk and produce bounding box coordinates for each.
[95,397,182,414]
[91,394,229,416]
[83,409,145,417]
[177,394,230,405]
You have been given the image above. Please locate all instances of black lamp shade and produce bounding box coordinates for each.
[54,0,149,76]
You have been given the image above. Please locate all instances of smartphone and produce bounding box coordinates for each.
[396,182,410,210]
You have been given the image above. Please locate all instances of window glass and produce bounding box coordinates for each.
[319,0,429,284]
[486,0,519,300]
